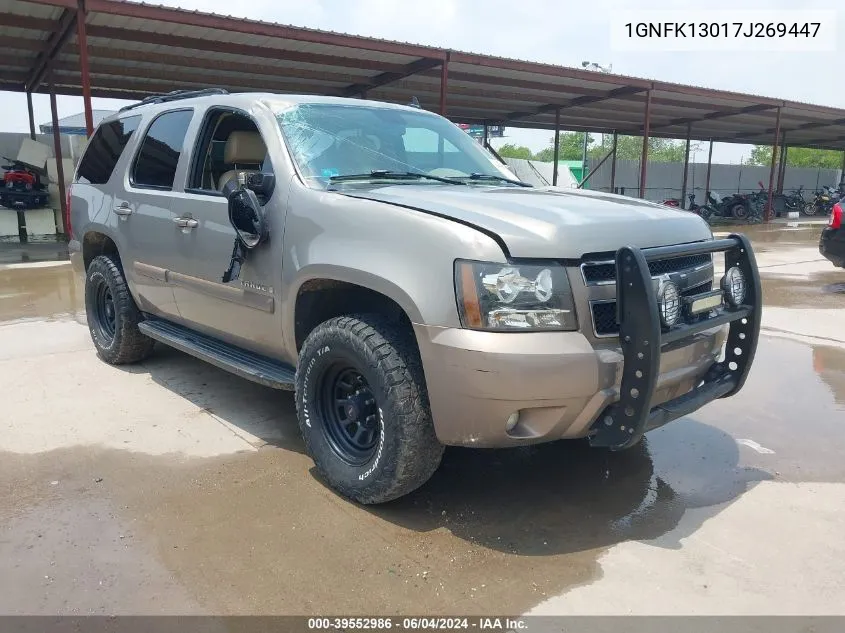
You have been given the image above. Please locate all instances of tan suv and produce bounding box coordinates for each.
[68,89,761,504]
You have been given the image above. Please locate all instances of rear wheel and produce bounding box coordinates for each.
[296,314,443,504]
[802,203,819,217]
[730,202,749,220]
[85,254,155,364]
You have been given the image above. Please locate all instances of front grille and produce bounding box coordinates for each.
[591,280,714,337]
[582,253,712,284]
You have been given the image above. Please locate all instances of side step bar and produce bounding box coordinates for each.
[138,318,296,390]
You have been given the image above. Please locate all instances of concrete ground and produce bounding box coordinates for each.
[0,222,844,615]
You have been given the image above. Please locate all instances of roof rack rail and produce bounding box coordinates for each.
[118,88,229,112]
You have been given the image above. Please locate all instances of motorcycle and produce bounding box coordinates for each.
[805,186,838,217]
[782,185,805,213]
[0,157,49,210]
[686,193,715,221]
[707,191,752,221]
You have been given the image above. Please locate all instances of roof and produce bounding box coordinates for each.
[2,0,845,150]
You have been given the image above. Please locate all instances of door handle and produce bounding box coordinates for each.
[113,205,133,216]
[173,217,199,229]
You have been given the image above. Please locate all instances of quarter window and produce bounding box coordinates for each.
[75,116,141,185]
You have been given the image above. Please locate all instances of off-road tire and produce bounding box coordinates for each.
[802,203,819,217]
[295,314,444,504]
[730,202,749,220]
[85,254,155,365]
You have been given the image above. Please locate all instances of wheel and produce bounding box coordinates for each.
[802,203,819,217]
[85,254,155,364]
[697,206,713,221]
[730,202,749,220]
[295,314,444,504]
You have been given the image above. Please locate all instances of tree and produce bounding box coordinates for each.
[745,145,843,170]
[588,135,700,162]
[496,144,533,160]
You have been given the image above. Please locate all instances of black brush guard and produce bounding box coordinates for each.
[588,233,761,450]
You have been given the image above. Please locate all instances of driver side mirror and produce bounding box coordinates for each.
[223,177,268,249]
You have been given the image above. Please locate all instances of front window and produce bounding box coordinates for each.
[275,103,521,189]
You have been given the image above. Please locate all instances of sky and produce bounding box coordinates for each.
[6,0,844,165]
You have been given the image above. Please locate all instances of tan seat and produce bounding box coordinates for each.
[217,131,267,191]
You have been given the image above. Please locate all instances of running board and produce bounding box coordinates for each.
[138,318,295,390]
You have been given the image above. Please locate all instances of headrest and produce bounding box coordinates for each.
[224,131,266,164]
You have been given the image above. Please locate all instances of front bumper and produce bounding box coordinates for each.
[415,234,759,449]
[820,227,845,268]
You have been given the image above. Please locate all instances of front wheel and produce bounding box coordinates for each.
[295,314,444,504]
[802,203,819,216]
[730,202,749,220]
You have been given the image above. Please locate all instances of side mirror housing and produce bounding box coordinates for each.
[223,178,268,249]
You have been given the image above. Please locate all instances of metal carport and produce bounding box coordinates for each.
[2,0,845,240]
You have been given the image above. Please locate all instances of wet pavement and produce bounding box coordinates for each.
[0,222,844,615]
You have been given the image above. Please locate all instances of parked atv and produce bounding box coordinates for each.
[0,157,49,210]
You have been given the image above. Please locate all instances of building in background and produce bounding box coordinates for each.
[39,110,115,136]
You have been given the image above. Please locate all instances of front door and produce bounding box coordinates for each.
[166,109,281,356]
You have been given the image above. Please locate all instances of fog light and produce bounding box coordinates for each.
[721,266,746,306]
[505,412,520,432]
[657,280,681,327]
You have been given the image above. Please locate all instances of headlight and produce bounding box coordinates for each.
[721,266,746,306]
[455,260,577,331]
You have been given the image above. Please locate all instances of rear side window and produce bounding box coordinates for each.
[75,116,141,185]
[131,109,194,190]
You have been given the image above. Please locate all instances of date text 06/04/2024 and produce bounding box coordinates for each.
[307,618,528,630]
[624,22,821,38]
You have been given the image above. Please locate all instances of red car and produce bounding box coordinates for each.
[819,201,844,268]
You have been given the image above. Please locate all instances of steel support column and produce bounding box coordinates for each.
[552,107,560,186]
[777,137,787,194]
[610,130,618,192]
[766,107,782,222]
[705,139,713,198]
[680,122,691,206]
[439,52,450,116]
[639,90,652,198]
[26,91,36,139]
[49,79,68,238]
[76,0,94,136]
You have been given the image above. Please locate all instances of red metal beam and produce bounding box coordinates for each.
[0,12,58,30]
[26,91,35,139]
[48,77,68,238]
[439,52,449,115]
[766,107,782,222]
[705,139,713,197]
[503,86,644,122]
[76,0,93,136]
[27,8,78,91]
[680,123,691,204]
[649,104,775,132]
[4,36,55,52]
[610,131,618,192]
[341,57,441,97]
[776,133,787,194]
[722,117,845,141]
[84,0,446,60]
[639,90,652,198]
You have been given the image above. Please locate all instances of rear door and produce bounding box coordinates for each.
[111,108,195,319]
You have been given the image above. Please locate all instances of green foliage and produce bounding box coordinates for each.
[745,145,843,170]
[497,133,703,164]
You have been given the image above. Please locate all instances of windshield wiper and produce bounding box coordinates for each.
[328,170,466,186]
[458,173,532,187]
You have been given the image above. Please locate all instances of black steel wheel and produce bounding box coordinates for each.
[85,254,155,365]
[317,364,381,465]
[730,202,749,220]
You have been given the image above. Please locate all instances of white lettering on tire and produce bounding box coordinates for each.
[301,345,331,428]
[359,407,385,481]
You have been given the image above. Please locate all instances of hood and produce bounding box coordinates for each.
[341,185,712,259]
